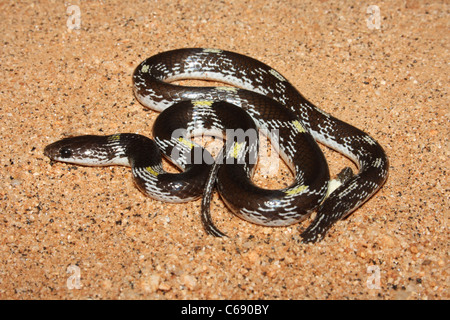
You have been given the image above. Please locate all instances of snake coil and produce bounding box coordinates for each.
[44,48,389,242]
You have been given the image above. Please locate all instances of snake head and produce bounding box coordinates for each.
[44,135,125,166]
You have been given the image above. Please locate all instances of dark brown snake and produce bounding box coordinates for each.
[44,48,389,242]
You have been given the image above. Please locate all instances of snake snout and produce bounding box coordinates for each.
[43,143,59,159]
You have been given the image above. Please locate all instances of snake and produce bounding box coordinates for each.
[44,48,389,242]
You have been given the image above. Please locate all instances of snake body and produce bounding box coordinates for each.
[45,48,389,242]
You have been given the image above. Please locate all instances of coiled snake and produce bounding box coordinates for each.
[44,48,389,242]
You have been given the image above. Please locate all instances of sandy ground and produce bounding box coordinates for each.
[0,0,448,300]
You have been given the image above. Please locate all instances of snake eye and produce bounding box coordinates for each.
[59,147,72,158]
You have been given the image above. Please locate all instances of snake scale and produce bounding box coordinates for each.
[44,48,389,242]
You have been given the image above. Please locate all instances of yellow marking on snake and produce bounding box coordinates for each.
[178,137,195,149]
[203,48,223,53]
[145,166,159,176]
[141,64,149,73]
[292,120,306,133]
[108,134,121,141]
[285,184,309,196]
[269,69,286,82]
[192,100,214,107]
[229,142,244,159]
[325,179,342,198]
